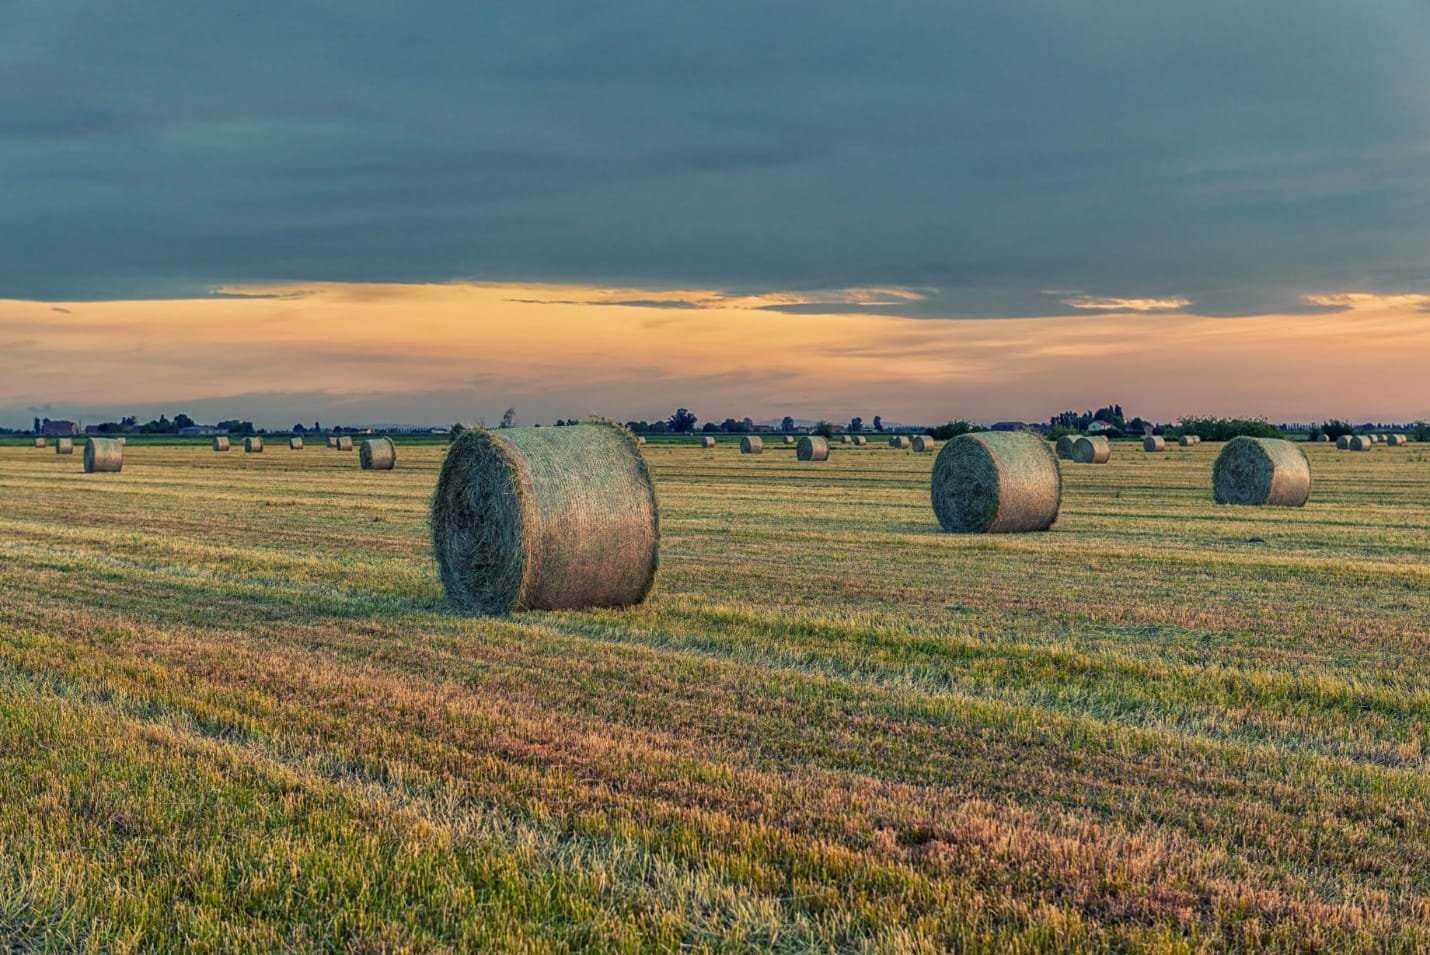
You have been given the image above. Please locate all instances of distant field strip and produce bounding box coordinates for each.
[3,440,1430,952]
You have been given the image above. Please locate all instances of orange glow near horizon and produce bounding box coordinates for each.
[3,282,1430,426]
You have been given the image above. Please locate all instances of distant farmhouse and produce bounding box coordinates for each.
[177,425,226,436]
[39,420,79,436]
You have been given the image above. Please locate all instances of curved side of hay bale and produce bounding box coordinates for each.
[336,436,353,451]
[83,437,123,473]
[839,435,852,444]
[1143,436,1166,452]
[1315,434,1331,443]
[797,436,830,461]
[244,436,264,453]
[784,435,794,445]
[700,436,716,448]
[739,436,763,454]
[1055,435,1075,459]
[1390,434,1408,446]
[327,436,338,448]
[911,435,937,453]
[1335,435,1351,450]
[33,437,46,448]
[853,435,867,446]
[1350,435,1374,451]
[213,436,230,452]
[889,436,911,449]
[55,438,74,455]
[1178,435,1199,447]
[360,436,397,470]
[1071,435,1111,464]
[1212,436,1311,506]
[931,431,1061,533]
[431,423,659,615]
[289,437,303,450]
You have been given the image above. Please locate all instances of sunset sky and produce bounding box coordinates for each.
[4,2,1428,427]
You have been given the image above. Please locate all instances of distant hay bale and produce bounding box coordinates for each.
[634,435,646,445]
[360,436,396,470]
[1315,434,1331,442]
[1143,436,1166,452]
[930,431,1061,534]
[336,436,353,451]
[700,435,716,448]
[889,436,911,449]
[840,435,852,444]
[1055,435,1075,459]
[55,438,73,455]
[740,436,763,454]
[116,437,127,446]
[1336,435,1352,450]
[83,437,123,473]
[911,435,937,453]
[1388,434,1408,446]
[289,437,303,450]
[1071,435,1111,464]
[213,436,230,452]
[1212,436,1311,507]
[244,436,264,453]
[797,436,829,461]
[784,435,795,445]
[431,423,658,615]
[853,435,867,446]
[327,436,338,448]
[1178,435,1200,447]
[33,437,46,448]
[1350,435,1374,451]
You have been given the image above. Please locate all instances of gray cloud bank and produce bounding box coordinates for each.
[2,0,1428,315]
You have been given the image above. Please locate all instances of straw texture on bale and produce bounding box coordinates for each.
[853,435,867,446]
[83,437,123,473]
[1143,436,1166,452]
[360,436,396,470]
[797,436,829,461]
[431,423,659,616]
[930,431,1061,534]
[212,436,230,452]
[889,435,911,449]
[336,436,353,451]
[1212,436,1311,507]
[700,436,716,448]
[740,436,763,455]
[1336,435,1352,450]
[1055,435,1075,459]
[55,438,73,455]
[33,437,46,448]
[244,437,264,453]
[1350,435,1374,451]
[289,437,303,450]
[1178,435,1199,447]
[911,435,937,453]
[1071,435,1111,464]
[327,436,338,448]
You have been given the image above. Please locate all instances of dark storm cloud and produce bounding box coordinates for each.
[2,0,1428,313]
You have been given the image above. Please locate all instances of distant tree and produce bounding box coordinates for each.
[814,420,834,438]
[928,420,983,440]
[780,415,795,433]
[292,423,306,433]
[173,413,195,430]
[314,421,321,432]
[1315,419,1355,440]
[701,422,720,433]
[1176,416,1278,441]
[1412,421,1430,443]
[499,407,517,429]
[32,417,40,434]
[848,416,863,433]
[450,422,466,442]
[740,417,754,432]
[668,408,698,433]
[872,415,883,432]
[720,417,741,433]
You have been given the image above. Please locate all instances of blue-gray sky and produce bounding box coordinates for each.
[3,0,1428,316]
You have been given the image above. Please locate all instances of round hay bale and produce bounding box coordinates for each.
[83,437,123,473]
[1055,435,1075,459]
[1350,435,1374,451]
[55,438,73,455]
[797,436,829,461]
[116,437,127,446]
[360,436,396,470]
[244,436,264,453]
[1212,436,1311,507]
[784,435,794,445]
[1390,434,1408,446]
[1143,435,1166,452]
[327,436,338,448]
[336,436,353,451]
[634,435,646,446]
[930,431,1061,533]
[1315,434,1331,442]
[853,435,867,446]
[1336,435,1352,450]
[700,435,716,448]
[1071,435,1111,464]
[431,423,658,615]
[213,436,230,452]
[889,435,911,449]
[1178,435,1199,447]
[740,436,763,455]
[911,435,937,453]
[289,436,304,450]
[33,437,46,448]
[840,435,852,444]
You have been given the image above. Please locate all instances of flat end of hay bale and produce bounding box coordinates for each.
[931,431,1061,533]
[797,435,829,461]
[360,436,397,470]
[1212,436,1311,507]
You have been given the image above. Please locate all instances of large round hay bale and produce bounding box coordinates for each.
[213,436,230,452]
[244,436,264,453]
[33,437,46,448]
[360,436,396,470]
[911,435,937,453]
[1143,436,1166,452]
[1055,435,1075,459]
[740,436,763,455]
[327,436,338,448]
[336,436,353,451]
[889,435,911,449]
[784,435,794,445]
[700,435,716,448]
[1178,435,1199,447]
[797,436,829,461]
[930,431,1061,533]
[83,437,123,473]
[55,438,73,455]
[431,423,658,615]
[1350,435,1374,451]
[1212,436,1311,507]
[1071,435,1110,464]
[853,435,867,446]
[289,436,303,450]
[1335,435,1352,450]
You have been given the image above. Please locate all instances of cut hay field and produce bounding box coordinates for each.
[4,438,1430,952]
